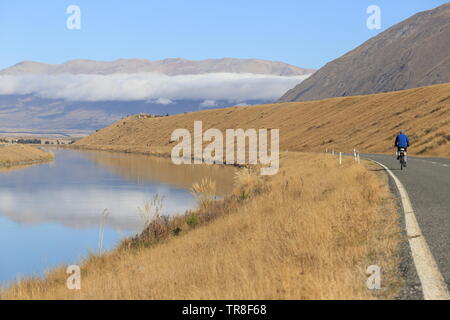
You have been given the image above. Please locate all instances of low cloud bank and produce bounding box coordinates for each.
[0,73,310,102]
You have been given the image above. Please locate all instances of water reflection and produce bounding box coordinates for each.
[81,149,235,196]
[0,148,234,284]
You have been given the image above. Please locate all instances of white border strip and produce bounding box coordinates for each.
[371,160,450,300]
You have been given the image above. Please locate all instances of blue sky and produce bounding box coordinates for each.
[0,0,447,70]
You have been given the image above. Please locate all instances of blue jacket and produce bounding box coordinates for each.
[395,133,410,148]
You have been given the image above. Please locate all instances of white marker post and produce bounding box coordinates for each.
[339,152,342,165]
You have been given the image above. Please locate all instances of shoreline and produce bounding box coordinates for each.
[0,158,53,168]
[65,144,252,170]
[65,144,173,159]
[0,145,54,168]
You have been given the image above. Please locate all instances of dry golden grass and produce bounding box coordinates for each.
[191,178,217,209]
[0,145,54,167]
[0,152,402,300]
[76,83,450,157]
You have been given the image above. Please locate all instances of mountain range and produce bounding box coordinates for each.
[279,3,450,102]
[0,58,313,136]
[1,58,313,76]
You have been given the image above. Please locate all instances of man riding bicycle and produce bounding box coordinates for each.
[395,130,410,161]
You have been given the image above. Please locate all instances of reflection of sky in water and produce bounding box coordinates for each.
[0,149,197,284]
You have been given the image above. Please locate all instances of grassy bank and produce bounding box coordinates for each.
[0,145,54,167]
[1,152,402,299]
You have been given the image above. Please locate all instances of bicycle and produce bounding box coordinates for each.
[398,147,407,170]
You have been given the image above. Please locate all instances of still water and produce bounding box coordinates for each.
[0,148,235,285]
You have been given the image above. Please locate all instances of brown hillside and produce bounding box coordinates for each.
[279,3,450,102]
[77,83,450,158]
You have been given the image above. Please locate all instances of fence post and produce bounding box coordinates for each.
[339,152,342,165]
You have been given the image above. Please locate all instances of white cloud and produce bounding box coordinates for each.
[0,73,310,102]
[147,97,173,105]
[199,99,218,108]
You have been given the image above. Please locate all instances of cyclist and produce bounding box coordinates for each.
[395,130,410,161]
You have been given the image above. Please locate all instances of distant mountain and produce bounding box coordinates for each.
[1,58,314,76]
[279,3,450,102]
[0,95,271,136]
[0,58,314,136]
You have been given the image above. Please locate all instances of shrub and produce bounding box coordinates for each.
[186,213,199,228]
